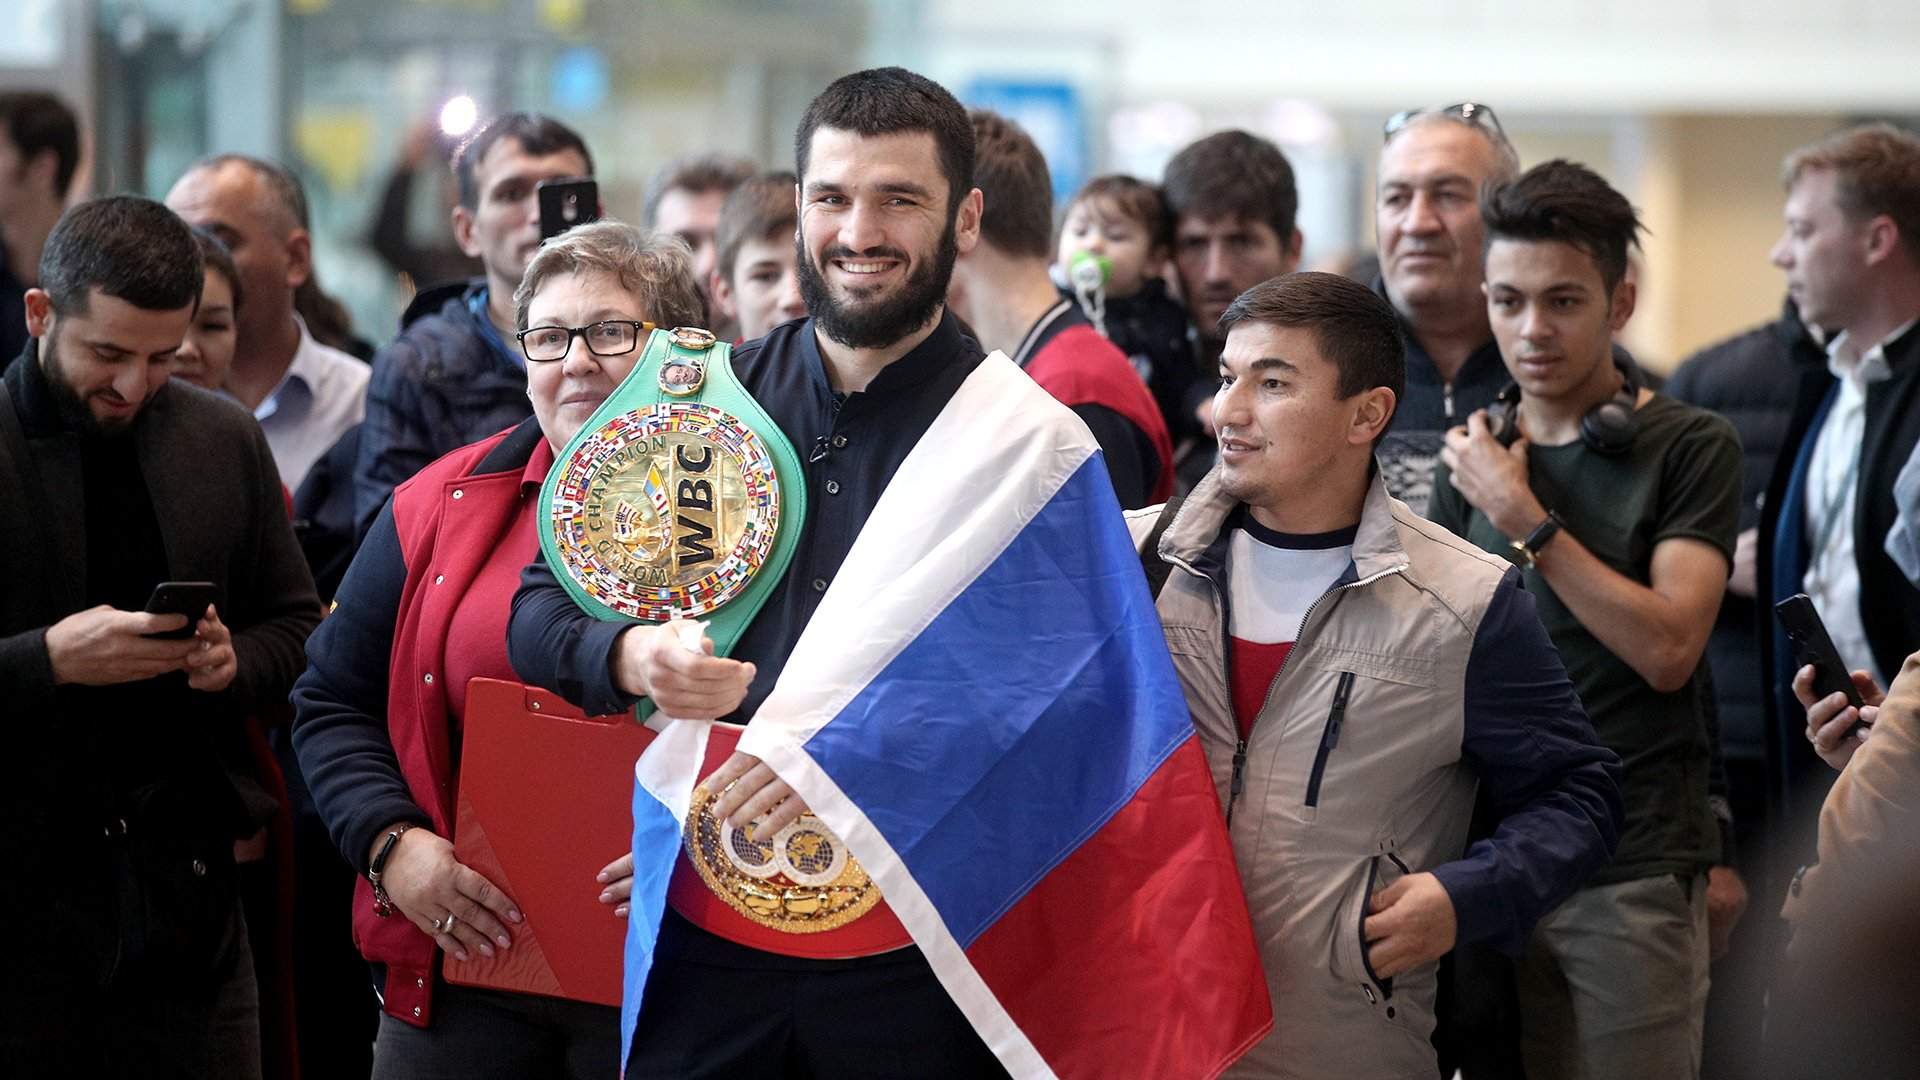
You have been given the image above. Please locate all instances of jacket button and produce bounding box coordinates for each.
[832,434,847,448]
[451,489,464,500]
[434,574,445,585]
[825,480,841,495]
[424,673,434,684]
[416,977,426,989]
[191,859,207,877]
[811,577,828,592]
[412,1005,422,1018]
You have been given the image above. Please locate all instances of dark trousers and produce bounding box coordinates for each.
[628,936,1007,1079]
[370,982,619,1079]
[1702,756,1775,1080]
[275,733,379,1080]
[2,901,261,1080]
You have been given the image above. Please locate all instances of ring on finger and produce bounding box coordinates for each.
[431,912,458,934]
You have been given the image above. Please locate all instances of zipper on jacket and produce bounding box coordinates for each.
[1303,671,1356,807]
[1226,738,1248,826]
[1443,381,1455,423]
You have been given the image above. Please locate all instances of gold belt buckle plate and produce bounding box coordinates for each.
[683,784,883,933]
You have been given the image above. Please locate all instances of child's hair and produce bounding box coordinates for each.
[1064,175,1173,252]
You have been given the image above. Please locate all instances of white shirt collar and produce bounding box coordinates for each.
[246,316,324,423]
[1825,317,1915,386]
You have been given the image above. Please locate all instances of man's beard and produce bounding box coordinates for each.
[797,219,958,350]
[42,336,142,439]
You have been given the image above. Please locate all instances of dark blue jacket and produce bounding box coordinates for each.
[352,279,531,532]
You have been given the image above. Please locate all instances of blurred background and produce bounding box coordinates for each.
[6,0,1919,370]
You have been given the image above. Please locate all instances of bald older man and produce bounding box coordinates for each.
[167,155,367,490]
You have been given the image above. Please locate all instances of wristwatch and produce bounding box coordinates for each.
[1510,512,1563,569]
[368,822,421,918]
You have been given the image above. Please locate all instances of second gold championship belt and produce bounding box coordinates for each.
[540,327,897,945]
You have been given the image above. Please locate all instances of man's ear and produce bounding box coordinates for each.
[953,187,984,257]
[1350,386,1397,447]
[1863,214,1902,269]
[23,288,55,337]
[284,228,313,291]
[1608,276,1638,333]
[1283,228,1306,273]
[709,270,737,322]
[451,203,481,258]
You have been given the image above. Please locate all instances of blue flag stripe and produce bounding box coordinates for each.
[799,455,1192,948]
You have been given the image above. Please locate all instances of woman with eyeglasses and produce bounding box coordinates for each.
[290,221,706,1076]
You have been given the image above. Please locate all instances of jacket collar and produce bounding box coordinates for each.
[1159,462,1408,583]
[473,414,548,478]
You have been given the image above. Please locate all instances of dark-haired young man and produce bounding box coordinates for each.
[645,153,756,313]
[0,196,320,1076]
[1429,161,1742,1079]
[354,112,596,528]
[0,90,80,368]
[510,66,1011,1076]
[948,109,1172,507]
[710,170,806,341]
[1163,130,1302,456]
[1133,271,1620,1078]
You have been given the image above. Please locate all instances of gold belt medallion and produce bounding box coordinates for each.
[547,402,781,622]
[683,783,883,933]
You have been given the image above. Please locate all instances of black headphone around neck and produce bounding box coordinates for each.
[1485,355,1640,456]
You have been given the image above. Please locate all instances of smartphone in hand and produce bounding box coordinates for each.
[1774,592,1867,735]
[144,581,218,640]
[538,178,600,242]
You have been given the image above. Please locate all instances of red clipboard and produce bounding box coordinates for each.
[445,678,654,1006]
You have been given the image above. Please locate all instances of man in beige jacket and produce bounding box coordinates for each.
[1132,271,1622,1078]
[1776,653,1920,1075]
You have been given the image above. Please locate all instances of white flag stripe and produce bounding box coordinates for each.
[738,352,1097,749]
[633,717,712,822]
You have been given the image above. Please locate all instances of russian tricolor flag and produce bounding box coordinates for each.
[621,353,1271,1078]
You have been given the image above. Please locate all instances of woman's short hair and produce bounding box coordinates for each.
[513,219,709,333]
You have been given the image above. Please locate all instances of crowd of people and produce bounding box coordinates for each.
[0,64,1917,1080]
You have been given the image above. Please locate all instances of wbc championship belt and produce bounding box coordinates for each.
[540,327,908,956]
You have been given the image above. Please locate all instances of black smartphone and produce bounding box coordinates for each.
[538,178,599,241]
[144,581,218,640]
[1774,592,1867,734]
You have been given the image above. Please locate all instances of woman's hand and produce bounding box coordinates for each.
[377,828,523,961]
[597,852,635,918]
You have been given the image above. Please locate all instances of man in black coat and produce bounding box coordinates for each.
[1758,125,1920,828]
[0,196,319,1077]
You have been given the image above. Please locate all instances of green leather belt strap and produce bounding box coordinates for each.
[539,326,805,720]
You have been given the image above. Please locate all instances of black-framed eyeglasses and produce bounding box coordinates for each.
[1383,102,1506,143]
[516,319,658,363]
